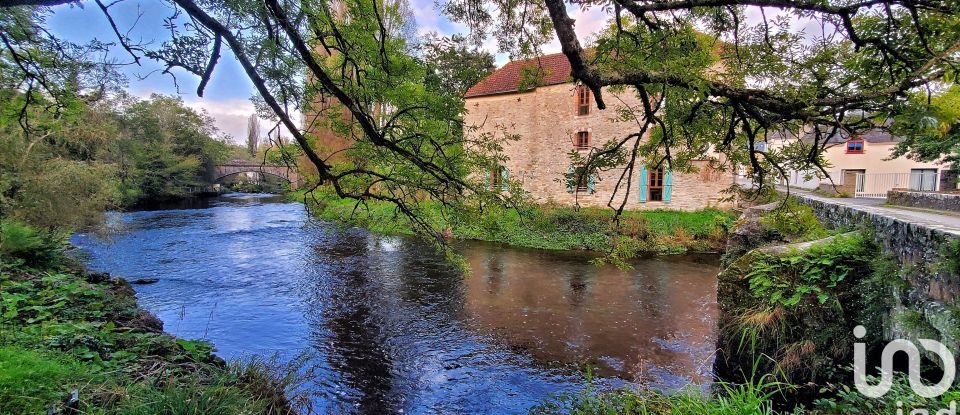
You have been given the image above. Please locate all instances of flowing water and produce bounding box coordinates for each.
[72,193,721,414]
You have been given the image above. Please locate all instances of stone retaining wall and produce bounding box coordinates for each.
[888,190,960,213]
[792,194,960,370]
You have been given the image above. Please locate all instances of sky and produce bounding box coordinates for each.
[46,1,611,144]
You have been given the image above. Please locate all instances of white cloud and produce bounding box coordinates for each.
[181,97,300,146]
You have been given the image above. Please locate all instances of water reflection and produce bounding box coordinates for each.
[73,194,720,413]
[462,246,719,388]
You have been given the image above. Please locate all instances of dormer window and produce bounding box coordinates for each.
[846,139,865,154]
[575,131,590,150]
[577,85,590,116]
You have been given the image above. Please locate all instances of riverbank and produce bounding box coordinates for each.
[290,189,736,261]
[0,225,299,414]
[537,197,960,414]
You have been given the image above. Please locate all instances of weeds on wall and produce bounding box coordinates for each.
[758,199,831,242]
[936,239,960,277]
[719,232,882,391]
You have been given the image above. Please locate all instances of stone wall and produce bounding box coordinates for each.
[792,194,960,366]
[464,83,735,211]
[717,196,960,393]
[888,190,960,213]
[942,170,959,192]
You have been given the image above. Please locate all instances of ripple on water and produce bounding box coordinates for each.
[72,193,722,414]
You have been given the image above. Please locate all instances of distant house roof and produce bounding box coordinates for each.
[464,53,573,98]
[811,128,904,144]
[767,127,905,144]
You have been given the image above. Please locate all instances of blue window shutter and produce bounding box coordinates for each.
[483,169,491,189]
[587,173,596,194]
[566,166,575,193]
[664,169,673,203]
[500,167,509,191]
[638,165,648,203]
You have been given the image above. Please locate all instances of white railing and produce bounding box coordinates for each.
[854,172,939,198]
[779,170,844,190]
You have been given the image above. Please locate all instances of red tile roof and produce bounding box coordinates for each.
[464,53,573,98]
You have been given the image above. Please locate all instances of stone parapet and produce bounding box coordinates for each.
[888,189,960,213]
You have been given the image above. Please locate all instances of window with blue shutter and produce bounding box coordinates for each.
[566,166,575,193]
[638,165,648,202]
[637,165,650,203]
[500,167,509,191]
[587,173,596,194]
[663,169,673,203]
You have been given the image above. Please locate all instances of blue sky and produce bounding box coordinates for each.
[46,1,609,142]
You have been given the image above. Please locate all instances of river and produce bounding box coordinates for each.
[71,193,721,414]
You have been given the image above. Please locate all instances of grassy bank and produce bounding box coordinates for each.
[290,189,736,258]
[529,372,960,414]
[0,222,300,415]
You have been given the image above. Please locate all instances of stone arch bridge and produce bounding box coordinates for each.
[212,160,301,189]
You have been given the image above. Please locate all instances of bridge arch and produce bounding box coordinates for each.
[212,161,300,189]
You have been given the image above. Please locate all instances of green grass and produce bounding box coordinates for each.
[0,346,98,414]
[0,239,303,415]
[291,188,736,259]
[530,384,780,415]
[758,198,831,242]
[531,373,960,415]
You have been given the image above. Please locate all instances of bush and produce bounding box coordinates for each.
[0,219,62,265]
[759,199,829,242]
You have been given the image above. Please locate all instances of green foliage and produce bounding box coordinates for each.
[814,375,960,414]
[758,199,830,242]
[531,342,957,415]
[890,84,960,170]
[0,346,98,415]
[298,188,735,259]
[745,234,871,308]
[0,88,230,231]
[719,232,884,390]
[0,243,306,415]
[0,219,62,265]
[937,239,960,277]
[104,94,231,205]
[421,34,496,97]
[893,309,940,339]
[111,375,268,415]
[530,369,782,415]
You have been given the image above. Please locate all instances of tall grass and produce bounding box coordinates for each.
[529,368,785,415]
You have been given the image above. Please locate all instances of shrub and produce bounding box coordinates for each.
[759,199,829,241]
[717,232,882,402]
[0,219,62,265]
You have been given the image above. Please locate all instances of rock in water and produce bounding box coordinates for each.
[131,277,160,285]
[84,271,111,283]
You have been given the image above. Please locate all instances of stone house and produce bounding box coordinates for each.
[463,53,735,211]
